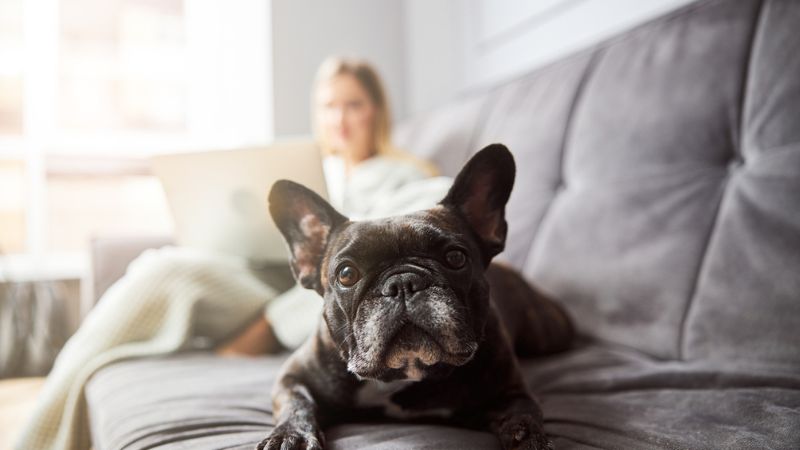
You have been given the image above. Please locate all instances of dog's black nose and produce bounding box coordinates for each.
[381,272,430,299]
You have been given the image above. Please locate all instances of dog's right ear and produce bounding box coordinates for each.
[440,143,515,266]
[269,180,347,294]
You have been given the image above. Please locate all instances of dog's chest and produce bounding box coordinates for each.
[354,379,411,409]
[354,379,453,419]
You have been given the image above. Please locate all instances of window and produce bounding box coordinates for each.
[0,0,23,135]
[0,78,23,136]
[59,0,186,133]
[0,0,271,280]
[0,160,25,253]
[48,0,186,253]
[0,0,25,256]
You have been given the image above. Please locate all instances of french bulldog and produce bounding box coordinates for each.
[258,144,575,450]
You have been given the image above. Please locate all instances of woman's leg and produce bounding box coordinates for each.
[216,315,281,356]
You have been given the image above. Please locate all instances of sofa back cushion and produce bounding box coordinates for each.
[682,0,800,369]
[395,0,799,368]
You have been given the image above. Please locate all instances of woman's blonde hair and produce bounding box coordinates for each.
[311,56,438,176]
[312,56,392,157]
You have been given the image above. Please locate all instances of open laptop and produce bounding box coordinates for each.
[151,139,328,262]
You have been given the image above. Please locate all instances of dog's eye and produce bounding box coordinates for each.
[445,250,467,269]
[337,265,360,287]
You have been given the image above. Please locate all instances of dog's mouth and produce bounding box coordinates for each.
[379,324,477,381]
[383,324,441,380]
[345,290,480,381]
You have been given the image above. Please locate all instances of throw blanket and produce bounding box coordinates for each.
[14,248,278,450]
[15,166,452,450]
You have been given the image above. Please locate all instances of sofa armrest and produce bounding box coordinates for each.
[90,235,174,305]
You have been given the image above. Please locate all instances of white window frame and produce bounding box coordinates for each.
[0,0,273,288]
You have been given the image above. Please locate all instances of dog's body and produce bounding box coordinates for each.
[259,145,574,450]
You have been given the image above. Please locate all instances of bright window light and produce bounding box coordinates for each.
[0,0,271,281]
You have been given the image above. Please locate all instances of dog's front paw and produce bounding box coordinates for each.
[496,413,553,450]
[256,422,324,450]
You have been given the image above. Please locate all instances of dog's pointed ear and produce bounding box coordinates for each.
[269,180,347,294]
[441,143,515,265]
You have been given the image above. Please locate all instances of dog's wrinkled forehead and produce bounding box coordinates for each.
[329,207,466,262]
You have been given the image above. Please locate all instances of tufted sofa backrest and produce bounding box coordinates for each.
[395,0,800,369]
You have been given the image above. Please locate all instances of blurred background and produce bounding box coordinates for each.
[0,0,695,375]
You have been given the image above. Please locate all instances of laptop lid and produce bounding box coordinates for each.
[151,139,327,261]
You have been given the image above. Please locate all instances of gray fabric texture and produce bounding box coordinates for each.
[681,0,800,368]
[86,349,800,449]
[85,0,800,448]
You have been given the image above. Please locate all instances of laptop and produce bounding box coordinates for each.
[151,139,328,261]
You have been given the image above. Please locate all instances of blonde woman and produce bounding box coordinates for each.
[314,56,441,218]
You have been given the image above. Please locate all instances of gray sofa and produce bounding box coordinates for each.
[86,0,800,448]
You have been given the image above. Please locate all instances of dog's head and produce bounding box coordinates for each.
[269,144,515,382]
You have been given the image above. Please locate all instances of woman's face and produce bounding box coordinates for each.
[316,73,377,162]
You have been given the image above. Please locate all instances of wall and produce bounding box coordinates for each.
[268,0,698,134]
[403,0,463,120]
[185,0,272,147]
[270,0,406,137]
[403,0,698,115]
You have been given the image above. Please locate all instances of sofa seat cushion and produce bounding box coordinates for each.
[526,345,800,449]
[85,353,499,450]
[86,348,799,449]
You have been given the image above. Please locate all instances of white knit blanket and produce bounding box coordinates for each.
[14,248,277,450]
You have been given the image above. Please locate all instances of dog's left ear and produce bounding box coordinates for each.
[441,143,515,265]
[269,180,347,294]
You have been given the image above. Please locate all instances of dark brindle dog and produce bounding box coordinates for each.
[258,144,574,450]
